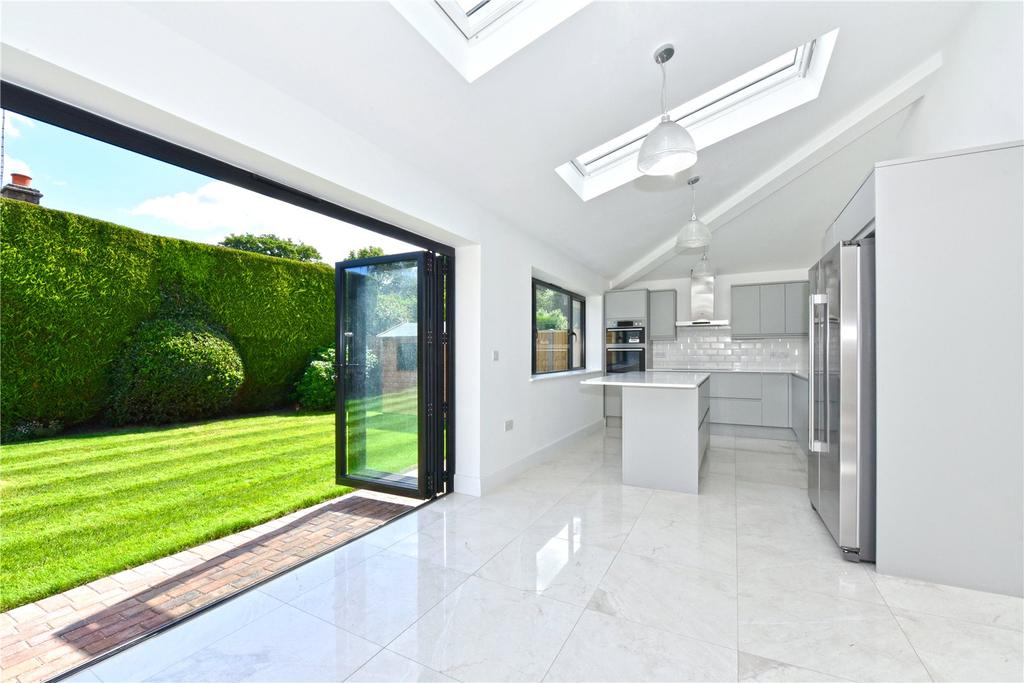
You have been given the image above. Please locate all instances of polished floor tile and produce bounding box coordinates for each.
[289,550,469,645]
[894,607,1024,682]
[475,531,617,606]
[739,585,931,681]
[545,609,737,682]
[345,649,455,682]
[589,552,737,648]
[90,589,284,682]
[871,571,1024,631]
[145,603,380,682]
[737,652,850,682]
[389,576,581,682]
[388,512,521,574]
[75,432,1022,683]
[622,512,738,575]
[524,500,642,552]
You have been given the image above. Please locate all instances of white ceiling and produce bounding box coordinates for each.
[136,1,972,279]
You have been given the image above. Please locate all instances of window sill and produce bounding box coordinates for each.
[529,368,603,383]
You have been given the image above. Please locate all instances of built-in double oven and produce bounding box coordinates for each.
[605,320,646,373]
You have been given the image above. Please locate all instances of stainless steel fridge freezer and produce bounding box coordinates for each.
[808,238,875,562]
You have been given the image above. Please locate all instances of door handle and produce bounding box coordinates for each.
[809,294,828,454]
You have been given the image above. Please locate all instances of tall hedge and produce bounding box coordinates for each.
[0,198,334,433]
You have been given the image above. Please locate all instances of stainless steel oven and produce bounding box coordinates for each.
[605,347,646,373]
[605,325,646,347]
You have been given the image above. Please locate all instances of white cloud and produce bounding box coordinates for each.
[2,154,32,185]
[2,112,35,139]
[130,180,417,264]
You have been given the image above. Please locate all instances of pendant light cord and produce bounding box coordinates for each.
[659,61,669,118]
[690,182,698,221]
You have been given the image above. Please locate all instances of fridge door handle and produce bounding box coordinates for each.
[809,293,828,454]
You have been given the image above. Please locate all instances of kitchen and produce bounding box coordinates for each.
[584,141,1020,578]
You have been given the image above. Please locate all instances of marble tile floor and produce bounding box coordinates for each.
[67,432,1023,683]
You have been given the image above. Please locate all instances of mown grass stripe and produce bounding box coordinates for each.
[0,411,418,610]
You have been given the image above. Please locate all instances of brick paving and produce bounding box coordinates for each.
[0,491,419,683]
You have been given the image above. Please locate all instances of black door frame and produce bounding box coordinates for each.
[0,81,456,496]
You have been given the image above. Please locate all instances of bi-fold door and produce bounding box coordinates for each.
[335,251,451,499]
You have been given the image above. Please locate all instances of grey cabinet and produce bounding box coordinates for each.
[761,374,790,427]
[710,398,763,425]
[730,285,761,336]
[649,289,677,341]
[759,284,787,335]
[785,282,810,334]
[706,371,798,431]
[731,281,809,337]
[605,289,648,321]
[710,372,762,399]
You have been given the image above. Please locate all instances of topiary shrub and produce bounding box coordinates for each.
[107,318,245,425]
[295,346,336,411]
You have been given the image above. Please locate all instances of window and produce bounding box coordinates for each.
[556,28,839,200]
[532,279,585,375]
[435,0,524,39]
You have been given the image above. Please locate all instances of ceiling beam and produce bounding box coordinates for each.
[610,51,943,289]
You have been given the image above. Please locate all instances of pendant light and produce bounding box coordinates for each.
[637,44,698,176]
[676,175,712,250]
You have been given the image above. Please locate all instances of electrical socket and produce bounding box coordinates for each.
[504,419,514,432]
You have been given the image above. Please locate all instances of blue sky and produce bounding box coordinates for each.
[2,110,414,263]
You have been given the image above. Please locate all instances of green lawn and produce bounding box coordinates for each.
[0,401,417,611]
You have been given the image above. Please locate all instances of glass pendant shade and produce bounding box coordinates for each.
[676,212,712,250]
[637,115,698,176]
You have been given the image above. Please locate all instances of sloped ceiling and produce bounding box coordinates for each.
[135,1,972,279]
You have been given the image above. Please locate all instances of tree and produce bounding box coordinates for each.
[219,233,321,262]
[347,246,385,260]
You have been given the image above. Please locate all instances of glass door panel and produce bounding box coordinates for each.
[336,252,426,497]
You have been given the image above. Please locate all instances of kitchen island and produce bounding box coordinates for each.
[582,371,711,494]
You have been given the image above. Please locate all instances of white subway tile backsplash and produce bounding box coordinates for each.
[654,327,808,372]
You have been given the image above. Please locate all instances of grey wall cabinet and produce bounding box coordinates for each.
[761,374,790,427]
[730,286,761,336]
[785,282,810,334]
[759,284,787,335]
[605,289,649,321]
[649,289,677,341]
[731,281,809,338]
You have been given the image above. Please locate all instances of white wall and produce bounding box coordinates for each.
[874,144,1023,597]
[899,2,1024,156]
[0,4,608,496]
[631,268,810,321]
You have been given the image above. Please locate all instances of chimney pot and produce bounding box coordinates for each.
[11,173,32,187]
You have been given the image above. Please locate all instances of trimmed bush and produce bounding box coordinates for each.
[295,347,336,412]
[107,319,245,425]
[0,198,335,434]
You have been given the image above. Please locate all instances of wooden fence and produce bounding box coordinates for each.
[535,329,569,373]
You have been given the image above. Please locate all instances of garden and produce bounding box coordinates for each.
[0,198,413,610]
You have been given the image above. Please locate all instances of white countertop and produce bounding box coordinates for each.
[582,371,710,389]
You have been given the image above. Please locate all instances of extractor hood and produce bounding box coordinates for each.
[676,270,729,327]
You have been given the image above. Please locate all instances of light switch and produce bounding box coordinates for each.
[504,419,514,432]
[492,350,500,361]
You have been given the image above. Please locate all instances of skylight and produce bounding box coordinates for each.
[556,29,839,201]
[436,0,524,40]
[392,0,591,82]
